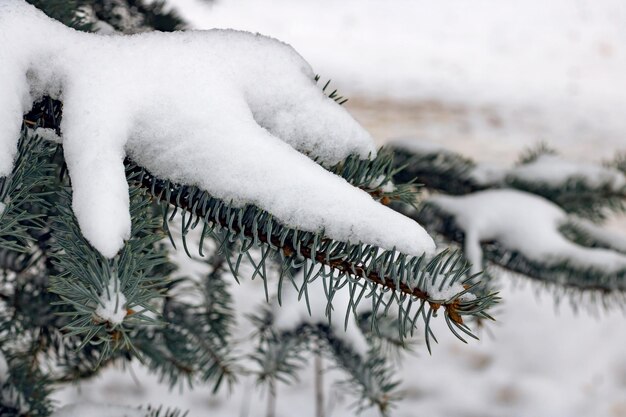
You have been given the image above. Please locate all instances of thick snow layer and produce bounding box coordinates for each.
[509,154,626,190]
[94,275,127,325]
[51,404,145,417]
[0,1,435,259]
[429,189,626,274]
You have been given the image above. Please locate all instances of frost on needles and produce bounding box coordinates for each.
[0,0,435,259]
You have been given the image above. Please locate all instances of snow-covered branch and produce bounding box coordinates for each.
[390,138,626,220]
[408,189,626,295]
[1,1,435,259]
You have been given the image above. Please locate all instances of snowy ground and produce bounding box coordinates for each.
[55,1,626,416]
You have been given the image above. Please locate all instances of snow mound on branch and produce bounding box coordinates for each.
[430,189,626,274]
[467,163,507,186]
[50,404,145,417]
[569,217,626,254]
[421,276,475,302]
[0,1,435,259]
[509,154,626,190]
[94,275,127,325]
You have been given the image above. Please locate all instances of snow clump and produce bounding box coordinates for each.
[94,274,127,325]
[508,154,626,190]
[0,1,435,259]
[430,189,626,274]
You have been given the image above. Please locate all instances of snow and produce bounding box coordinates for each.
[389,138,626,191]
[468,163,507,186]
[570,217,626,253]
[94,275,127,325]
[0,202,5,217]
[421,276,476,302]
[33,127,62,144]
[509,154,626,190]
[380,181,395,193]
[0,0,435,259]
[367,175,394,193]
[9,1,626,416]
[429,189,626,274]
[50,404,145,417]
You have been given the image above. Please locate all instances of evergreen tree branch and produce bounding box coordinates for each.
[249,308,401,417]
[312,324,400,417]
[19,95,496,345]
[411,201,626,295]
[127,161,496,341]
[390,142,626,220]
[0,131,56,255]
[391,146,481,196]
[48,184,171,362]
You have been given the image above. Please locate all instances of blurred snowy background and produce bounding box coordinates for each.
[55,1,626,416]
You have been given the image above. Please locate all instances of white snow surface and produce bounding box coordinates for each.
[430,189,626,274]
[509,154,626,190]
[570,217,626,254]
[33,127,62,144]
[50,404,145,417]
[94,275,127,325]
[367,175,394,193]
[421,276,475,303]
[468,163,508,186]
[0,0,435,259]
